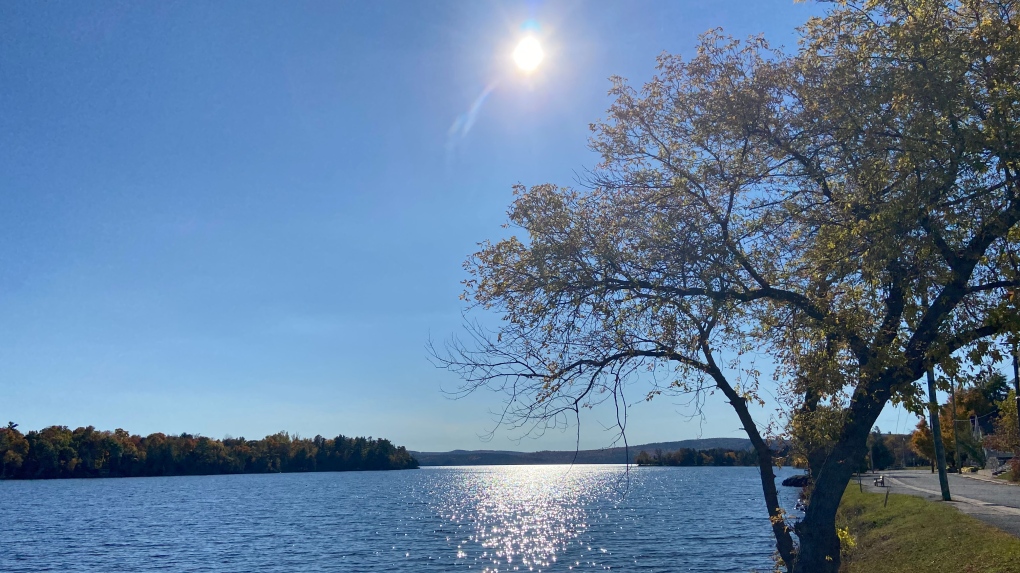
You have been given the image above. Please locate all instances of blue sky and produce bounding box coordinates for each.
[1,1,928,451]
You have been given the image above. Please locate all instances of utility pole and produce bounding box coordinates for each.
[920,291,951,500]
[926,367,952,501]
[1013,341,1019,441]
[950,377,961,472]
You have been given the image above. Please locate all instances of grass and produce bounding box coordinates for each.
[837,486,1020,573]
[994,470,1015,482]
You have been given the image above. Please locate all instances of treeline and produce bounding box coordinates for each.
[634,447,759,467]
[0,423,418,480]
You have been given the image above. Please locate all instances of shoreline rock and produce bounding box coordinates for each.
[781,474,810,487]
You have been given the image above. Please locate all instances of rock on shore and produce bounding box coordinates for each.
[781,474,810,487]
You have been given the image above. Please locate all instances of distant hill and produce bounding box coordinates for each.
[411,437,753,466]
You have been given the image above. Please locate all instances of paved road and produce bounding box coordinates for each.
[868,470,1020,537]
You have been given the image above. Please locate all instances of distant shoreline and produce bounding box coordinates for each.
[411,437,761,466]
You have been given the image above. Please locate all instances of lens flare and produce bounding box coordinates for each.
[513,36,544,72]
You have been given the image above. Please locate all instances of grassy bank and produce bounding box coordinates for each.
[836,487,1020,573]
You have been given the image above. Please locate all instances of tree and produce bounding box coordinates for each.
[436,2,1020,571]
[910,418,937,472]
[963,372,1011,434]
[0,423,29,478]
[985,389,1019,480]
[914,370,1010,470]
[987,389,1019,449]
[869,430,895,471]
[882,432,919,469]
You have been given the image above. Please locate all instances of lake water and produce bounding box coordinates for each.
[1,465,803,572]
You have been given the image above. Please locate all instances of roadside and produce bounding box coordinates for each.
[962,469,1020,487]
[861,470,1020,538]
[837,486,1020,573]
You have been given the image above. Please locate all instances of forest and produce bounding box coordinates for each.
[633,447,760,467]
[0,424,418,479]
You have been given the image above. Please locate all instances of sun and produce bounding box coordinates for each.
[513,36,544,73]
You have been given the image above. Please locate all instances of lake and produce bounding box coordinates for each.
[1,465,803,572]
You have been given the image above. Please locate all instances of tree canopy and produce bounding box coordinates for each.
[437,1,1020,571]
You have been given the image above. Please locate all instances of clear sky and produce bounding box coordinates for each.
[1,0,933,451]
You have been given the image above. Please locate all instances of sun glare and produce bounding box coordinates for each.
[513,36,544,72]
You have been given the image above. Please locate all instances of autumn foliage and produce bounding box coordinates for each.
[0,423,418,480]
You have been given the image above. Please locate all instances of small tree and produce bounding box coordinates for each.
[987,390,1020,452]
[985,389,1020,479]
[910,418,937,472]
[437,2,1020,571]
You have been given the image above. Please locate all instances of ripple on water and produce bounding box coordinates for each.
[0,465,802,572]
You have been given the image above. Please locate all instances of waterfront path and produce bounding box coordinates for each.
[863,469,1020,537]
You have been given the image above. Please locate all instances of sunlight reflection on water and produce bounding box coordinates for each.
[420,464,799,572]
[434,466,621,571]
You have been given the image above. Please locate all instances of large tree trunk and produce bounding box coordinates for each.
[790,375,893,573]
[791,439,863,573]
